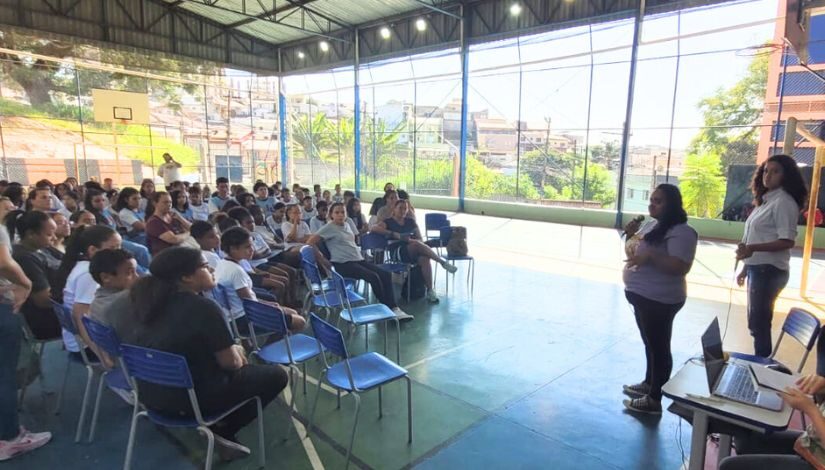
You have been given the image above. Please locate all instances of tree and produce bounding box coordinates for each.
[681,152,727,217]
[546,162,616,207]
[688,53,768,173]
[290,113,334,160]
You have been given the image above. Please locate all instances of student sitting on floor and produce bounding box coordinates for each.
[214,227,305,334]
[113,247,289,461]
[371,199,457,303]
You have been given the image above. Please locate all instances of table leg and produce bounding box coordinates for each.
[717,434,732,464]
[689,412,709,470]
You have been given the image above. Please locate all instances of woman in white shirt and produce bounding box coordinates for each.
[114,188,146,243]
[736,154,808,357]
[54,225,121,366]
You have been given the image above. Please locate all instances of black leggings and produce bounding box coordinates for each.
[333,261,397,309]
[625,290,684,401]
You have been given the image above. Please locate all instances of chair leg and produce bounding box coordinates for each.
[364,324,369,351]
[378,386,383,418]
[56,355,71,415]
[198,426,215,470]
[337,389,341,409]
[123,408,144,470]
[302,362,308,395]
[405,376,413,443]
[74,366,95,442]
[345,393,361,470]
[88,371,108,442]
[395,320,401,364]
[383,322,388,357]
[306,370,326,439]
[256,396,266,468]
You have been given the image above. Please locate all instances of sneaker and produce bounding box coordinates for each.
[392,307,414,321]
[441,261,458,274]
[213,434,250,462]
[622,382,651,398]
[623,395,662,415]
[0,428,52,461]
[425,289,440,303]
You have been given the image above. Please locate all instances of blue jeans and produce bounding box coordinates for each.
[0,304,21,440]
[122,239,151,270]
[747,264,789,357]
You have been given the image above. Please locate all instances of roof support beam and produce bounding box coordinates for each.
[411,0,462,20]
[224,0,318,29]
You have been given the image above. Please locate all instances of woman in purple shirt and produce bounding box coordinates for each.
[621,184,698,415]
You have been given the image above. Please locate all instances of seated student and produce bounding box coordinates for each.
[191,221,223,269]
[282,204,312,250]
[367,196,385,228]
[253,182,275,214]
[342,190,355,206]
[373,189,416,226]
[309,200,328,233]
[85,189,120,230]
[70,210,96,228]
[332,184,343,203]
[61,191,80,215]
[188,186,210,222]
[114,188,146,244]
[279,188,294,205]
[312,184,322,203]
[45,213,70,262]
[322,190,332,204]
[215,227,305,332]
[265,202,286,237]
[372,199,457,303]
[170,189,193,222]
[300,196,317,221]
[248,205,304,271]
[309,202,412,320]
[8,211,60,340]
[113,247,289,461]
[138,179,155,214]
[346,197,369,238]
[145,192,191,256]
[53,225,122,366]
[294,189,306,207]
[88,248,138,327]
[236,193,256,212]
[208,177,234,213]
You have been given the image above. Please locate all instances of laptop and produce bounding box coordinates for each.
[701,318,782,411]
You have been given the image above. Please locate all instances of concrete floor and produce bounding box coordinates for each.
[9,211,825,470]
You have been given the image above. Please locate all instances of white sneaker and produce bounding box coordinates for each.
[441,261,458,274]
[425,289,440,303]
[392,307,414,321]
[0,428,52,461]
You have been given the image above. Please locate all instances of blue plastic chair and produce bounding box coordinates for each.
[438,226,475,295]
[51,300,100,443]
[299,246,364,316]
[120,345,265,470]
[81,316,133,443]
[210,284,247,340]
[306,313,411,470]
[424,213,450,251]
[242,299,322,400]
[330,269,401,363]
[730,307,821,373]
[360,232,412,303]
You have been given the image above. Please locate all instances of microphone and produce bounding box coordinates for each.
[622,215,645,237]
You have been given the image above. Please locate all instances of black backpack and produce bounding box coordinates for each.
[401,265,426,300]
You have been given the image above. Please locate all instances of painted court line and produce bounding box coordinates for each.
[282,385,325,470]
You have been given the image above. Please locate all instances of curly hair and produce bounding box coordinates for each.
[751,154,808,208]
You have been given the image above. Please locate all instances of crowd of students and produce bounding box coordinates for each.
[0,173,459,462]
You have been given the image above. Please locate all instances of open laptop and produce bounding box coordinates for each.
[701,318,782,411]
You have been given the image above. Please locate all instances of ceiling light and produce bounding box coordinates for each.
[510,3,522,16]
[319,41,329,52]
[415,18,427,32]
[297,51,305,59]
[380,27,391,39]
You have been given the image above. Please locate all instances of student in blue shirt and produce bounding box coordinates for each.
[208,177,233,212]
[253,182,275,214]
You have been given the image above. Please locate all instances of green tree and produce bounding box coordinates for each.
[681,152,727,217]
[290,113,334,160]
[546,162,616,207]
[688,53,768,173]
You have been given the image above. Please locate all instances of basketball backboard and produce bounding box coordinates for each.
[91,89,150,125]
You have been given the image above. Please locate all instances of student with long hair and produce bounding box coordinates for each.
[85,189,118,229]
[736,154,808,357]
[53,225,121,363]
[113,247,288,461]
[138,178,155,213]
[622,184,698,414]
[114,187,146,243]
[170,189,192,222]
[8,211,60,340]
[145,192,191,256]
[345,197,368,237]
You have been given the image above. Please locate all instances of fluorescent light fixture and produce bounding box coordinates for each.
[380,27,391,39]
[510,3,522,16]
[415,18,427,32]
[297,51,305,59]
[319,41,329,52]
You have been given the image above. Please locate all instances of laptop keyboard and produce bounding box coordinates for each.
[716,364,758,404]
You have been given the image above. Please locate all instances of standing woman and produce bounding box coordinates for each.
[736,154,807,358]
[622,184,698,414]
[145,192,191,256]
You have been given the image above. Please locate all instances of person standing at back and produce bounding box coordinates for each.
[622,184,698,415]
[157,153,182,187]
[736,154,808,358]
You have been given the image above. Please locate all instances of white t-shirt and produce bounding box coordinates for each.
[281,221,310,249]
[203,250,222,269]
[214,259,255,320]
[62,260,99,352]
[158,162,181,185]
[742,188,800,271]
[310,217,327,233]
[190,203,210,222]
[118,208,143,229]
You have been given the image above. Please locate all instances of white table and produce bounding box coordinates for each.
[662,360,794,470]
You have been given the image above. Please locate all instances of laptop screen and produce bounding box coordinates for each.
[701,318,726,393]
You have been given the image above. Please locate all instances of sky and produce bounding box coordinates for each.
[280,0,781,152]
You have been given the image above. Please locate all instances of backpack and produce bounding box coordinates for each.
[446,226,468,257]
[401,264,426,300]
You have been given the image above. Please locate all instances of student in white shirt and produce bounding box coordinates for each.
[191,221,223,269]
[332,184,344,203]
[215,227,304,334]
[114,188,146,242]
[309,200,328,233]
[735,154,808,358]
[54,225,122,367]
[282,204,312,250]
[157,153,182,187]
[188,186,210,222]
[300,196,317,221]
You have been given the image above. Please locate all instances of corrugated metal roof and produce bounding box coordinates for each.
[307,0,423,26]
[179,2,251,25]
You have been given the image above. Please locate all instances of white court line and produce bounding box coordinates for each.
[282,384,325,470]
